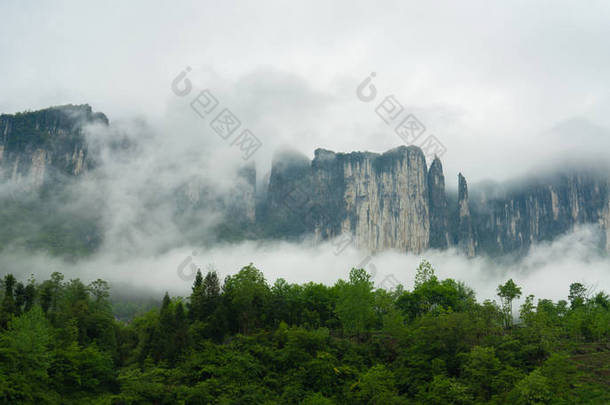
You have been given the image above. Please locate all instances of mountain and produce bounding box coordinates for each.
[468,168,610,256]
[261,146,430,253]
[0,104,108,188]
[263,147,609,257]
[1,105,608,257]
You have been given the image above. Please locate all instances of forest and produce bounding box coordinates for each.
[0,261,608,404]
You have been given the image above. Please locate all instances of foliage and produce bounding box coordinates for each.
[0,261,608,403]
[497,279,522,329]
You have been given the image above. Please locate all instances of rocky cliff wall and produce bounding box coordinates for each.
[265,147,609,256]
[266,146,431,253]
[470,171,610,256]
[0,104,107,193]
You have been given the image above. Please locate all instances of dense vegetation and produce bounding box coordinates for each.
[0,261,608,404]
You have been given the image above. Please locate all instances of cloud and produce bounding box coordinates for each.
[1,224,607,308]
[2,1,610,183]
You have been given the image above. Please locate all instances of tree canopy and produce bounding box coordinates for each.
[0,261,608,404]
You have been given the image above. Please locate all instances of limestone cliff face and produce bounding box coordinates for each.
[0,104,107,193]
[457,173,476,257]
[4,105,609,257]
[334,146,429,253]
[470,170,610,255]
[265,147,609,256]
[266,146,430,253]
[428,158,450,249]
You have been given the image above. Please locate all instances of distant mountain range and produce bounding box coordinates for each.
[1,105,609,258]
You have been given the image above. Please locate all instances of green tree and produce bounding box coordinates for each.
[352,364,403,404]
[497,279,522,329]
[202,270,221,315]
[173,301,189,363]
[223,264,270,334]
[13,282,25,316]
[270,278,303,326]
[510,369,551,404]
[424,375,473,405]
[88,279,110,303]
[301,282,337,329]
[38,272,64,317]
[414,259,436,288]
[335,268,375,338]
[23,281,36,312]
[568,282,587,309]
[188,270,204,321]
[462,346,503,401]
[0,274,16,328]
[156,292,175,363]
[0,306,54,403]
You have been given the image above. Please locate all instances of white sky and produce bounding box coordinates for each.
[1,0,610,184]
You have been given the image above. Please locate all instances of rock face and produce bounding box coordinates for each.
[0,104,108,193]
[265,146,431,253]
[264,147,609,256]
[457,173,477,257]
[329,146,429,253]
[3,105,609,257]
[470,170,610,256]
[428,157,450,249]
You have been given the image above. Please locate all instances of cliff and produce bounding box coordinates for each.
[428,157,450,249]
[0,104,108,195]
[457,173,477,257]
[264,148,609,256]
[264,146,430,253]
[470,170,610,256]
[2,105,608,257]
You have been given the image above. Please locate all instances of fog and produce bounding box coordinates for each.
[2,1,610,184]
[1,224,608,310]
[1,1,609,306]
[1,74,609,307]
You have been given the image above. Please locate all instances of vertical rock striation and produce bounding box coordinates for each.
[264,146,609,256]
[428,157,450,249]
[339,146,430,253]
[266,145,430,253]
[3,105,609,257]
[0,104,107,193]
[470,170,610,255]
[457,173,476,257]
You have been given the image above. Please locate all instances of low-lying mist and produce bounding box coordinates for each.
[1,224,608,311]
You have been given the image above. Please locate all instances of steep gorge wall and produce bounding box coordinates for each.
[266,146,431,253]
[0,104,108,191]
[457,173,477,257]
[265,146,609,256]
[428,158,450,250]
[470,171,610,256]
[3,105,608,257]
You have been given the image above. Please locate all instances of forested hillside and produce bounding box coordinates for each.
[0,262,608,404]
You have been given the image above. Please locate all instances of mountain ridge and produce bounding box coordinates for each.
[1,106,608,258]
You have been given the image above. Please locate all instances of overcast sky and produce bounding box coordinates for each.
[2,0,610,184]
